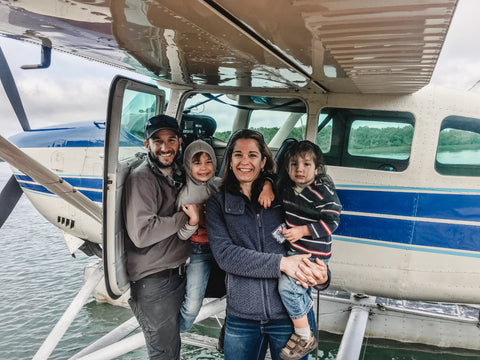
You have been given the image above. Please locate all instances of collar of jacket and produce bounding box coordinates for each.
[147,154,184,190]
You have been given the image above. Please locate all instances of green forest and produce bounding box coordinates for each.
[215,125,480,153]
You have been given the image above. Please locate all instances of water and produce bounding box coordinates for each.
[1,162,479,360]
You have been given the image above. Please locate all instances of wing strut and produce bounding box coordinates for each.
[0,135,103,223]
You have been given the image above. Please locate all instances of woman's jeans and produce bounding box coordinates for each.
[223,312,316,360]
[179,243,212,332]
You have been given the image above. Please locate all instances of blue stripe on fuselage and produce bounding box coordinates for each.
[335,188,480,252]
[18,180,102,203]
[14,176,480,253]
[8,120,143,148]
[15,174,102,190]
[337,189,480,222]
[336,214,480,252]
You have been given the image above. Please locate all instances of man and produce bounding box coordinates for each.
[123,114,193,359]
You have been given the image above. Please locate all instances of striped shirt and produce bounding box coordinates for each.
[281,176,342,259]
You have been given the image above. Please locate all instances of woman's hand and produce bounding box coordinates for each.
[280,255,328,289]
[296,258,328,289]
[279,253,311,281]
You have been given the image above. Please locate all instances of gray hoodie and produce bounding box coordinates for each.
[176,140,221,240]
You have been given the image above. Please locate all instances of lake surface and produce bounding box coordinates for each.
[1,162,479,359]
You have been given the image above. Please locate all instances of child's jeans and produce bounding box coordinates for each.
[179,243,212,332]
[278,252,329,320]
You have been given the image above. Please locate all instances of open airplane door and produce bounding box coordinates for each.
[103,76,166,299]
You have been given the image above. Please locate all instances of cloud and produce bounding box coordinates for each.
[431,0,480,91]
[0,37,149,137]
[17,74,111,128]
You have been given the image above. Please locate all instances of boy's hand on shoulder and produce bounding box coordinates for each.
[258,180,275,209]
[182,203,203,226]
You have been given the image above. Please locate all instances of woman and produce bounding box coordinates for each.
[206,129,330,360]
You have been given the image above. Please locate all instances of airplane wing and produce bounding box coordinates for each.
[0,0,458,94]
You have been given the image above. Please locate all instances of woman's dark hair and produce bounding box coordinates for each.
[221,129,276,200]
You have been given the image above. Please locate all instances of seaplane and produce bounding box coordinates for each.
[1,0,480,359]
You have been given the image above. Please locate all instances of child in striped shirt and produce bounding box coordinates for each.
[277,140,342,360]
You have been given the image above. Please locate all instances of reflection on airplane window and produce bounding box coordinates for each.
[182,93,307,154]
[318,107,414,172]
[116,88,165,162]
[249,111,306,149]
[121,89,158,141]
[316,114,332,154]
[435,116,480,176]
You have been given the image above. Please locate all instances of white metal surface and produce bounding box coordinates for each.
[32,263,104,360]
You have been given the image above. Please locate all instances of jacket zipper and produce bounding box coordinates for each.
[257,209,271,319]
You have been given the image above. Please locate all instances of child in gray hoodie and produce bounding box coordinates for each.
[178,139,275,333]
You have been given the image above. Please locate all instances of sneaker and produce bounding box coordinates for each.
[279,331,317,360]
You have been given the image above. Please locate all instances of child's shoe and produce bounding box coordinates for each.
[279,331,317,360]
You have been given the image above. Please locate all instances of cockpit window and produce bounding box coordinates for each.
[183,93,307,155]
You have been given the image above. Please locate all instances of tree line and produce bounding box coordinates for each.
[215,125,480,152]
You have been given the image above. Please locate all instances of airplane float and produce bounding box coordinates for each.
[0,0,479,359]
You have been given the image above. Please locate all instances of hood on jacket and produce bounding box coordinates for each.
[183,140,217,185]
[176,140,219,208]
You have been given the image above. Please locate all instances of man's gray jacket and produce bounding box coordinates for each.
[123,156,190,281]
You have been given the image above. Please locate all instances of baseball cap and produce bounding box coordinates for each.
[145,114,181,140]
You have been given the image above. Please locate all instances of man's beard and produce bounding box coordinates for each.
[148,149,177,168]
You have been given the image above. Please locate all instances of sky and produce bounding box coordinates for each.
[0,0,479,139]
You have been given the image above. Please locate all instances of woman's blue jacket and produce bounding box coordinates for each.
[206,190,292,321]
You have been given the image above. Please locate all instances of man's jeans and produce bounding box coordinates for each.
[223,312,316,360]
[180,244,212,332]
[129,271,186,360]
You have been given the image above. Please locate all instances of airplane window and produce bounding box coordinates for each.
[183,93,237,143]
[121,89,158,141]
[318,107,414,171]
[316,114,332,154]
[183,93,307,156]
[348,120,412,160]
[248,111,307,149]
[435,116,480,176]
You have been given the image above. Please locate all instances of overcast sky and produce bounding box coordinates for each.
[0,0,479,139]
